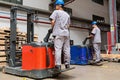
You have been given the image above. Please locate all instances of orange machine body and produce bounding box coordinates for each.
[22,43,55,70]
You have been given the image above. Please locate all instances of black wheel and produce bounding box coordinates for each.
[52,73,60,78]
[2,66,6,73]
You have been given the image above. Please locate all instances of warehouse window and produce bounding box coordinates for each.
[118,21,120,43]
[118,21,120,26]
[92,15,105,23]
[1,0,23,5]
[92,0,104,5]
[117,1,120,11]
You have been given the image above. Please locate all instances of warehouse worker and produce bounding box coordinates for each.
[49,0,71,70]
[87,21,101,63]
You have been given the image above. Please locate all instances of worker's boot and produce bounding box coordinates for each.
[65,64,70,69]
[55,65,61,70]
[94,60,101,63]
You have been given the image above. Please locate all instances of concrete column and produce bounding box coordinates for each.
[109,0,117,46]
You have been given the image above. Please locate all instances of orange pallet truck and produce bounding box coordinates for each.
[3,6,74,79]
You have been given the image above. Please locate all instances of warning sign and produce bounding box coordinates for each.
[111,26,114,32]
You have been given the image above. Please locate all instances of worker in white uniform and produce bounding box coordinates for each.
[87,21,101,63]
[49,0,71,70]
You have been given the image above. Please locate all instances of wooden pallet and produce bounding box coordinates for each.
[0,27,38,65]
[0,51,6,56]
[17,32,26,37]
[0,27,19,32]
[0,30,9,35]
[0,62,7,68]
[34,38,38,42]
[0,27,10,31]
[101,54,120,62]
[0,46,6,50]
[0,35,9,39]
[0,57,6,62]
[101,54,120,58]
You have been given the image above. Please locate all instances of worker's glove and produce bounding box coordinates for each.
[43,28,53,42]
[86,36,90,39]
[82,37,88,45]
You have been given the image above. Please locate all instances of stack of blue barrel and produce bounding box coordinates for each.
[70,45,93,65]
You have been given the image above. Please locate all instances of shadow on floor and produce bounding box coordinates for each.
[48,74,75,80]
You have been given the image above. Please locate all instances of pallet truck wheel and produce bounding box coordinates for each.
[118,59,120,62]
[101,59,104,62]
[2,66,6,73]
[52,73,60,78]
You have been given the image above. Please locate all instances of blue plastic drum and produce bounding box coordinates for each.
[70,45,93,65]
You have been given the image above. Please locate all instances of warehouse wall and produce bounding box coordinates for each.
[23,0,110,24]
[0,0,109,50]
[22,0,117,28]
[0,7,10,27]
[66,0,109,24]
[0,7,89,45]
[101,32,107,50]
[70,28,89,45]
[22,0,108,49]
[23,0,51,11]
[34,24,89,45]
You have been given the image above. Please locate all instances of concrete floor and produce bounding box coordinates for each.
[0,62,120,80]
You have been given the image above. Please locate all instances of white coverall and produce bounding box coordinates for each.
[50,10,71,65]
[91,27,101,62]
